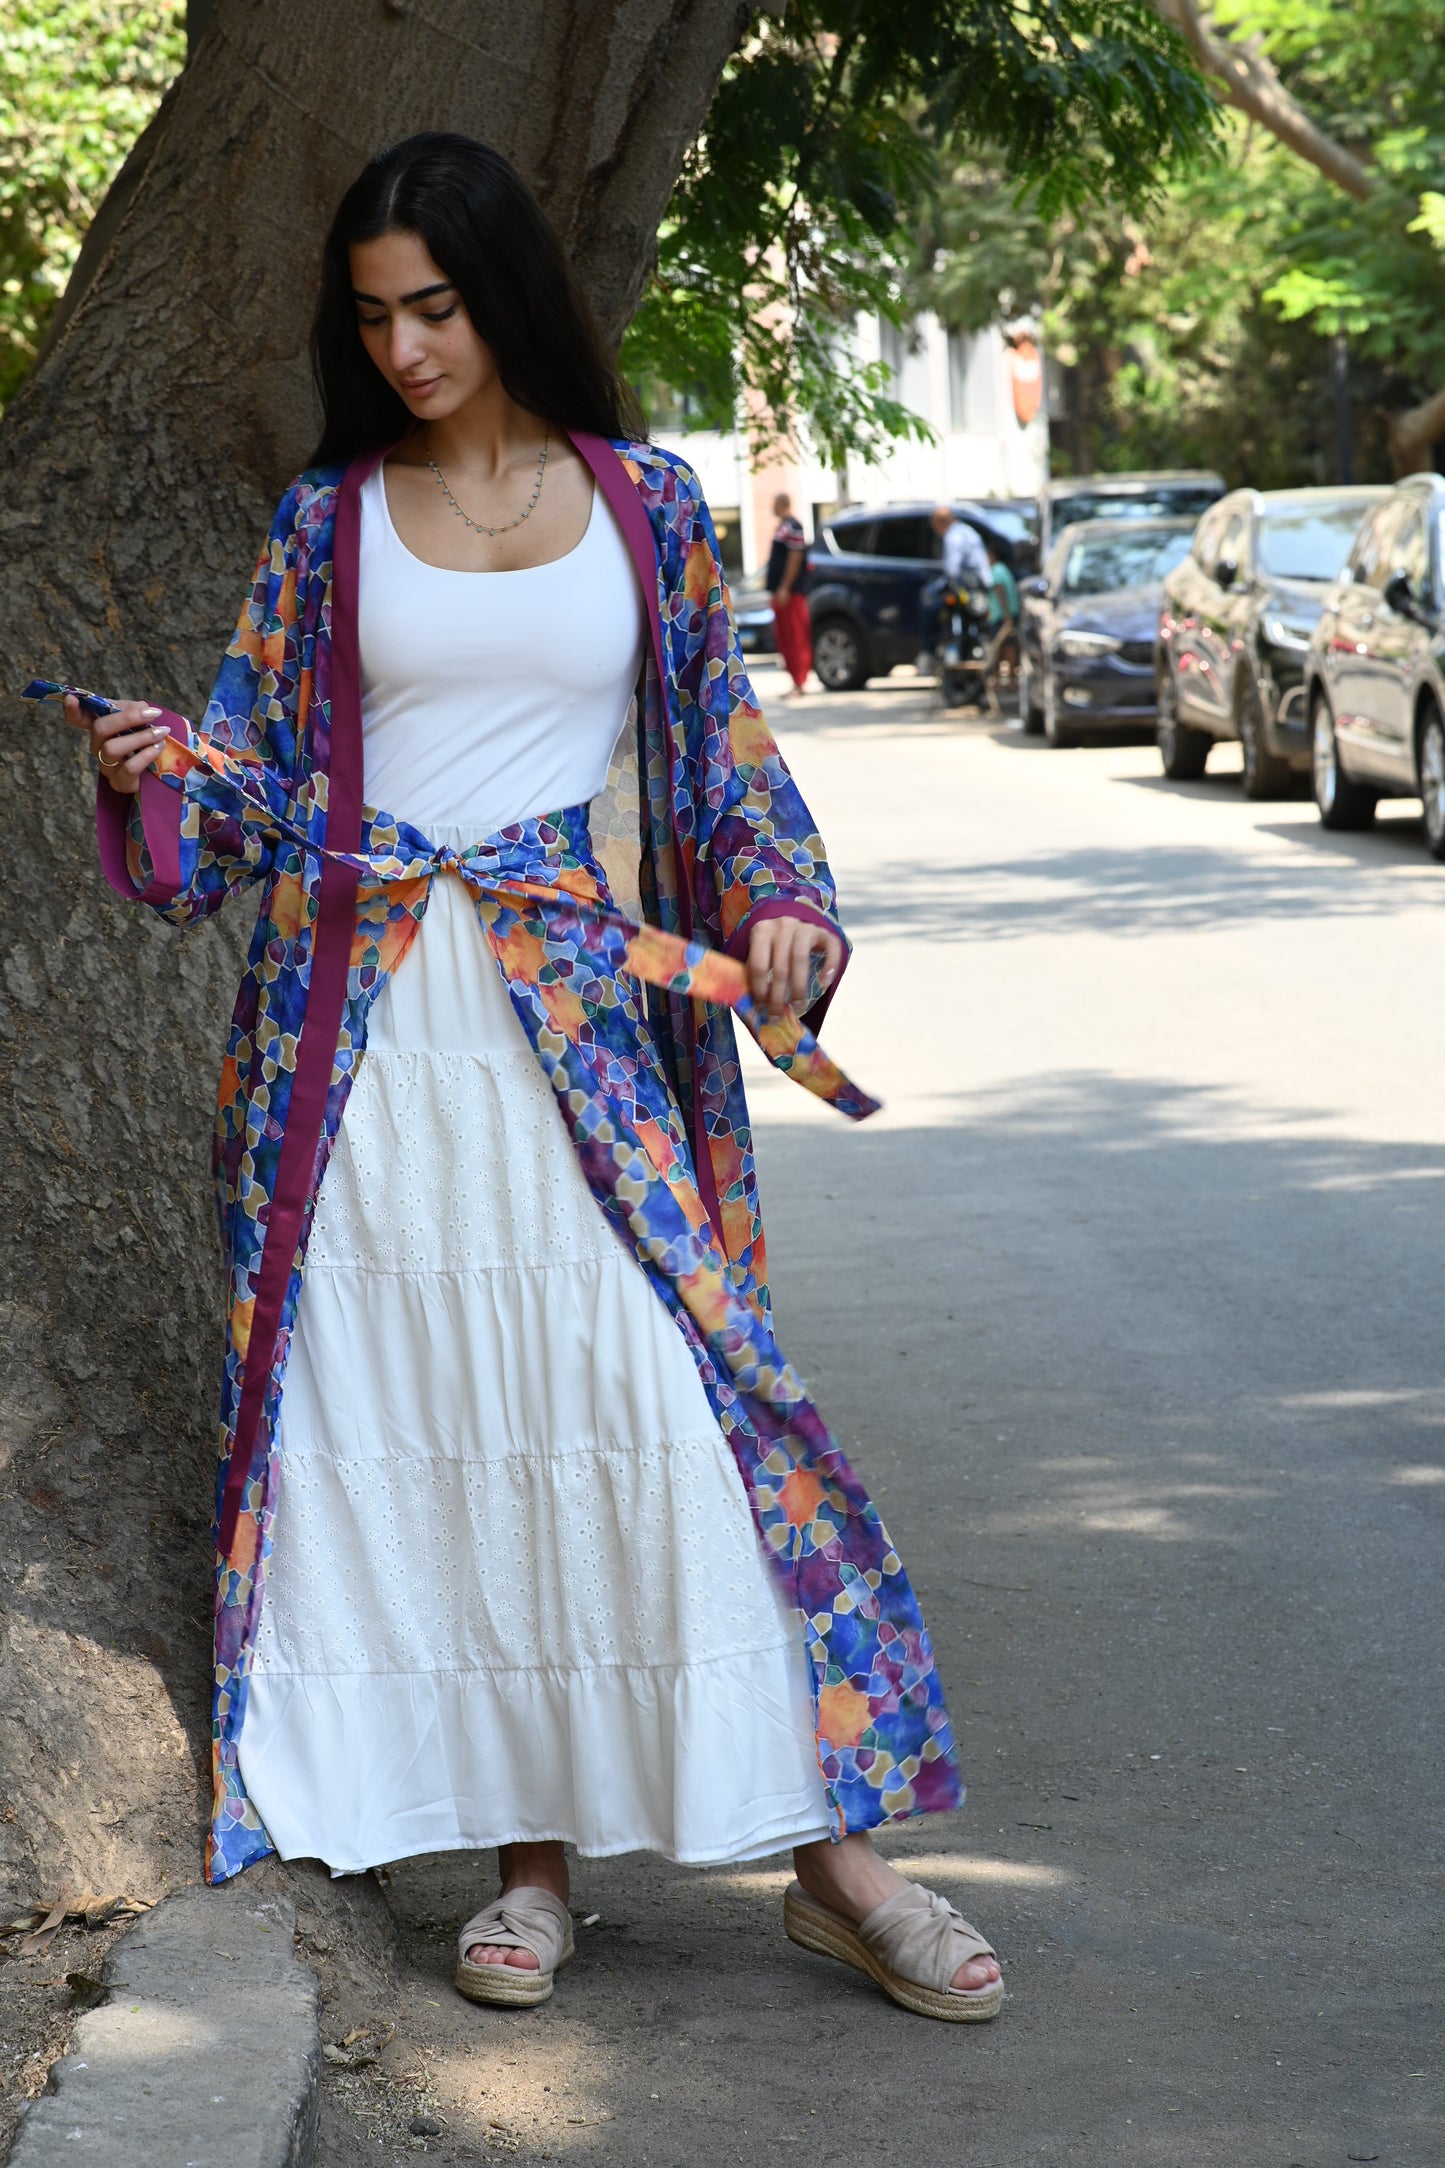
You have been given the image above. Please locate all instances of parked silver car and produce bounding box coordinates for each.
[1305,474,1445,856]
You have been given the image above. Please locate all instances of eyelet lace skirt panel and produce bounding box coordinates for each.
[236,832,832,1873]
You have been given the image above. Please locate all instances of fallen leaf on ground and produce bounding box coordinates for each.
[8,1890,152,1956]
[17,1894,72,1957]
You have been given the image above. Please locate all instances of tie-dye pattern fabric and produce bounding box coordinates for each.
[46,436,963,1880]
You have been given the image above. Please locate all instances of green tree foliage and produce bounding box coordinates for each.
[1226,0,1445,393]
[922,1,1445,481]
[922,126,1373,483]
[3,2,1216,462]
[622,1,1218,467]
[0,1,184,411]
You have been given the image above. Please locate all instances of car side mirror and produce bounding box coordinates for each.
[1024,574,1049,599]
[1215,558,1238,590]
[1383,567,1418,618]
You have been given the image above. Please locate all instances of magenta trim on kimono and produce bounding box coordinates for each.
[217,455,369,1559]
[94,720,188,906]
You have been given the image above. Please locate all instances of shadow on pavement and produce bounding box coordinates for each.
[320,1073,1443,2168]
[836,835,1440,942]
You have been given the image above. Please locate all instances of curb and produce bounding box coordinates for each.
[9,1881,320,2167]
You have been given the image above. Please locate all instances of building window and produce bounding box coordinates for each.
[878,318,906,385]
[947,329,994,433]
[637,379,711,434]
[710,507,743,576]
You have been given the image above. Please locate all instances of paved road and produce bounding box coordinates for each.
[322,669,1444,2167]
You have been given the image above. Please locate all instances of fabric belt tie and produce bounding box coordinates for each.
[26,681,878,1119]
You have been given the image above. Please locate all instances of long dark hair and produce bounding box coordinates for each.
[308,132,645,465]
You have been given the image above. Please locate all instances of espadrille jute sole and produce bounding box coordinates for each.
[455,1930,574,2008]
[783,1886,1003,2022]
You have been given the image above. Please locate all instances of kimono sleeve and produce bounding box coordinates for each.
[96,484,313,930]
[682,474,848,1011]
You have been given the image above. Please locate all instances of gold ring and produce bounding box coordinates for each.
[97,750,123,770]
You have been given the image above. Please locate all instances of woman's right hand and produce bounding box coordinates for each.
[64,694,170,796]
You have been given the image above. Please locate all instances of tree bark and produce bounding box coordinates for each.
[1388,385,1445,476]
[0,0,746,1911]
[1153,0,1374,201]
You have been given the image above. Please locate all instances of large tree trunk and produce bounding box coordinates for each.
[1388,385,1445,476]
[0,0,746,1912]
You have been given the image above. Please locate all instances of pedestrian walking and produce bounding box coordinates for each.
[57,132,999,2023]
[982,536,1021,717]
[767,491,813,696]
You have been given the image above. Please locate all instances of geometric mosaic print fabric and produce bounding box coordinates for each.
[96,440,964,1880]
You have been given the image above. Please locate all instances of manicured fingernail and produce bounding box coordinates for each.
[141,705,161,718]
[152,725,168,737]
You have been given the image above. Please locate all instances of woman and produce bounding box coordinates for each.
[62,133,1001,2021]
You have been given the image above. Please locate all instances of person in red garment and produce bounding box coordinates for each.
[767,492,813,697]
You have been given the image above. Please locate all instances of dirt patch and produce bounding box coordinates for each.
[0,1906,145,2155]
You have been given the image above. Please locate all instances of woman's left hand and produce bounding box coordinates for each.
[746,914,844,1020]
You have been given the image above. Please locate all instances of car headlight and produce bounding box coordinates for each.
[1056,630,1122,658]
[1263,614,1312,653]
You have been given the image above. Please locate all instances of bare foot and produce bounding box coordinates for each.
[793,1833,1001,1993]
[467,1840,570,1970]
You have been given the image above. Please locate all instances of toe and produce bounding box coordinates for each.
[951,1954,1001,1993]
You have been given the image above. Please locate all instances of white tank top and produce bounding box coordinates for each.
[357,462,645,834]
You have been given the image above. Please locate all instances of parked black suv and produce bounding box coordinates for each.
[1155,485,1387,796]
[1038,470,1225,560]
[1306,475,1445,856]
[803,499,1038,692]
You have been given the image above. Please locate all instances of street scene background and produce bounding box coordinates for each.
[1,6,1443,2166]
[301,663,1442,2167]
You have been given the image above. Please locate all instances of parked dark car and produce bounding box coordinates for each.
[1155,484,1388,796]
[802,500,1029,692]
[1018,518,1194,745]
[1305,475,1445,856]
[732,566,778,656]
[1038,470,1226,560]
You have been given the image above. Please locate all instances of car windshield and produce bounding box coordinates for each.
[1061,531,1193,594]
[969,506,1036,546]
[1052,484,1220,529]
[1256,505,1372,581]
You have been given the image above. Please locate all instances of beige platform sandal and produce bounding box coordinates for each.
[455,1887,575,2008]
[784,1878,1004,2021]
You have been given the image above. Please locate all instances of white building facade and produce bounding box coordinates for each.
[652,313,1048,575]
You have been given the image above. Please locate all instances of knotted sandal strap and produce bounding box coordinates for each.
[782,1878,1003,2023]
[857,1881,996,1993]
[455,1887,575,2008]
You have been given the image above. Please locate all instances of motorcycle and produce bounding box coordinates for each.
[930,581,991,709]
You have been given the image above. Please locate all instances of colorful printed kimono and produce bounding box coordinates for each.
[83,435,963,1882]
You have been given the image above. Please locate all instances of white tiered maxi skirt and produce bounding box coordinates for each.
[237,830,832,1873]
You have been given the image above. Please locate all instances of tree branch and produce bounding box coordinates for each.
[1154,0,1373,201]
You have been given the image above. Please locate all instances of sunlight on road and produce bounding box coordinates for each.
[747,662,1445,1152]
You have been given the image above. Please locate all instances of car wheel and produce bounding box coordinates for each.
[1156,668,1209,780]
[1311,692,1376,830]
[1237,673,1293,800]
[811,618,868,693]
[1418,702,1445,860]
[1019,655,1044,734]
[1042,673,1077,748]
